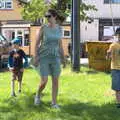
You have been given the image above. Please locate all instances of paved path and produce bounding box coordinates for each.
[80,58,88,65]
[67,57,88,65]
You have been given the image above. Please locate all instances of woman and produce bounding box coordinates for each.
[34,9,65,108]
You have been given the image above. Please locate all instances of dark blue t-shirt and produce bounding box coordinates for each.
[8,49,28,69]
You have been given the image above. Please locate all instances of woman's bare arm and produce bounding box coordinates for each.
[34,26,44,57]
[33,26,44,66]
[59,39,66,67]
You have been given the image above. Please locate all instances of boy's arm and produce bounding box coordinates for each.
[106,44,113,60]
[22,51,29,68]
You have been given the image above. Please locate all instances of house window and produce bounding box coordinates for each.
[5,1,12,8]
[104,0,120,4]
[66,3,71,10]
[63,30,71,38]
[3,29,30,46]
[17,30,23,46]
[24,30,30,46]
[0,0,13,9]
[0,1,5,9]
[24,34,29,46]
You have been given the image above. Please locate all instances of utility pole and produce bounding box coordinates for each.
[71,0,80,72]
[0,21,2,69]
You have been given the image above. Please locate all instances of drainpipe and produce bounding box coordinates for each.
[28,27,31,57]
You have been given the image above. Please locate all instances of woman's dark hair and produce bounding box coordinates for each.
[56,15,66,24]
[48,9,58,17]
[47,9,66,24]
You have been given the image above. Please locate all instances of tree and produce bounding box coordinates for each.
[51,0,97,22]
[20,0,48,22]
[20,0,97,23]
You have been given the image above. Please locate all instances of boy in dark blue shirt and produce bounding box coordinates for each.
[8,38,28,96]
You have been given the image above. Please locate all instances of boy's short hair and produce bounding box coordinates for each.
[11,38,21,45]
[115,27,120,35]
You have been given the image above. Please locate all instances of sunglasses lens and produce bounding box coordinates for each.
[45,15,51,18]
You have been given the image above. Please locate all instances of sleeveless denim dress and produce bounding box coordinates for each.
[37,24,62,77]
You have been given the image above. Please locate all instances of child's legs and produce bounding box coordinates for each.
[111,70,120,103]
[115,91,120,103]
[11,80,15,94]
[17,71,23,91]
[11,70,17,94]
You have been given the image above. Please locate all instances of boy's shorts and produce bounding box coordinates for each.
[12,68,23,81]
[111,69,120,91]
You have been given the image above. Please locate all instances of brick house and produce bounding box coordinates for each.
[0,0,71,57]
[81,0,120,42]
[0,0,32,55]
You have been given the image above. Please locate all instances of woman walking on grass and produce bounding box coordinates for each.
[33,9,65,108]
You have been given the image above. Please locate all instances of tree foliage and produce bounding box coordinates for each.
[21,0,48,22]
[20,0,97,22]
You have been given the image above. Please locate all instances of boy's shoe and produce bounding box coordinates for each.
[116,103,120,108]
[11,92,16,97]
[34,96,40,105]
[51,104,60,109]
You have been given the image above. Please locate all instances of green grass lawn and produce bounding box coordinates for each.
[0,65,120,120]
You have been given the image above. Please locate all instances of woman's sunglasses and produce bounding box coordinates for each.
[45,15,52,18]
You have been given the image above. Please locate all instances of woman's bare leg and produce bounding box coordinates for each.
[51,76,59,105]
[36,76,48,97]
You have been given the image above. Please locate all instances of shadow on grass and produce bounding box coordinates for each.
[0,94,120,120]
[68,65,99,74]
[59,101,120,120]
[0,68,9,72]
[80,64,111,75]
[86,70,98,74]
[0,92,50,113]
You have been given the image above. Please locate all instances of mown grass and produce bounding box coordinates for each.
[0,65,119,120]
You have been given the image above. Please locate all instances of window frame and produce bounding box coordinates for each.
[63,30,71,38]
[5,1,13,9]
[2,28,30,46]
[0,0,13,10]
[104,0,120,4]
[0,1,5,9]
